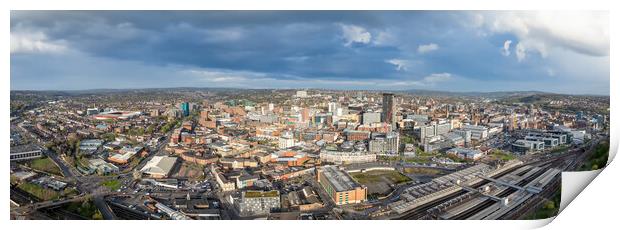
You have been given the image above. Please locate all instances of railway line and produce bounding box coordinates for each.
[395,161,524,220]
[395,152,571,220]
[446,165,550,220]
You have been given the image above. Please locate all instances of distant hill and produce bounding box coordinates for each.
[402,89,550,98]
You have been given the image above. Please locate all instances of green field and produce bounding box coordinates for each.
[101,179,122,191]
[488,150,517,161]
[17,182,61,201]
[28,157,63,176]
[350,170,411,185]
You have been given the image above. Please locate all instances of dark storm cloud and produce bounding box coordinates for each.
[10,11,609,94]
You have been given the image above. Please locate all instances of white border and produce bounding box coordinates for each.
[2,1,616,230]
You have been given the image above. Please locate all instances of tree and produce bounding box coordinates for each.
[92,211,103,220]
[544,201,555,210]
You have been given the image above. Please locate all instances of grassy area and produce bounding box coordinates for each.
[76,157,91,168]
[523,190,560,220]
[28,157,63,176]
[65,200,104,220]
[487,150,517,161]
[182,163,206,181]
[403,167,442,175]
[350,170,411,185]
[245,190,279,198]
[446,154,470,163]
[580,141,609,171]
[101,179,122,191]
[17,182,61,201]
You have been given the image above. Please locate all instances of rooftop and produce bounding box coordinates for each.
[244,190,279,198]
[320,165,361,192]
[10,144,41,154]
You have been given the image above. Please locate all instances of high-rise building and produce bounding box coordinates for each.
[382,93,395,127]
[180,102,190,117]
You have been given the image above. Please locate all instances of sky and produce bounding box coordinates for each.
[10,11,610,95]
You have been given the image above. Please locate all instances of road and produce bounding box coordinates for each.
[93,196,117,220]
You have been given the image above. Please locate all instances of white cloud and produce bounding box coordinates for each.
[340,24,372,46]
[185,69,268,83]
[11,30,67,54]
[422,73,452,83]
[502,40,512,56]
[475,12,609,61]
[385,59,409,71]
[546,67,556,77]
[373,30,396,46]
[284,56,310,62]
[417,43,439,54]
[515,42,526,62]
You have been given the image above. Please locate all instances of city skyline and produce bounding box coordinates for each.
[11,11,610,95]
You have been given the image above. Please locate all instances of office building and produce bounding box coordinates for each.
[368,132,400,154]
[512,140,544,154]
[362,112,381,125]
[462,125,489,141]
[278,132,296,149]
[317,165,367,205]
[295,90,308,98]
[237,190,280,216]
[181,102,190,117]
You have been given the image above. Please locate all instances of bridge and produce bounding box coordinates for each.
[478,176,541,194]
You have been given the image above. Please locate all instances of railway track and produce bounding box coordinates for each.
[396,152,572,220]
[396,162,526,220]
[447,165,550,219]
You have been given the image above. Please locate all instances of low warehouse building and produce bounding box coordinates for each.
[140,156,179,178]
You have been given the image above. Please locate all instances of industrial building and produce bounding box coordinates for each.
[10,144,43,161]
[140,156,179,178]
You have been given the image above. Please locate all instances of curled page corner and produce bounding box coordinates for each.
[550,138,615,224]
[558,169,602,213]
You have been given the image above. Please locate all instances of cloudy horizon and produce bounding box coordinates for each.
[10,11,610,95]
